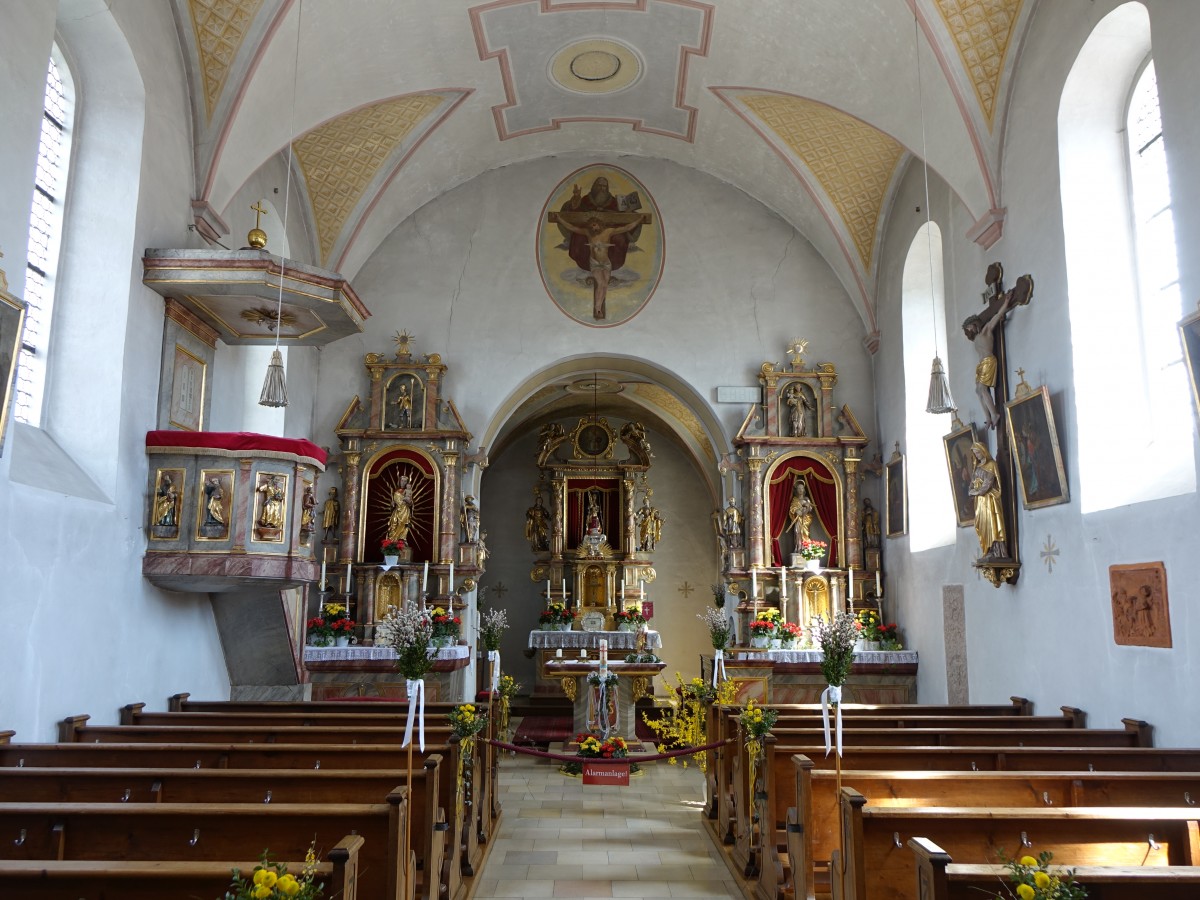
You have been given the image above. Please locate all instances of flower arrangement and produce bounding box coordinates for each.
[375,604,435,680]
[738,699,779,741]
[479,607,509,651]
[307,602,354,645]
[697,606,731,649]
[330,617,356,637]
[497,673,520,743]
[381,538,404,557]
[798,538,827,561]
[814,611,858,688]
[778,621,804,645]
[538,602,575,628]
[222,844,323,900]
[642,673,738,769]
[613,604,647,627]
[856,609,881,642]
[710,582,727,609]
[447,702,487,738]
[749,619,778,637]
[877,622,901,650]
[587,670,619,688]
[305,615,332,644]
[430,606,461,641]
[994,852,1088,900]
[576,732,629,759]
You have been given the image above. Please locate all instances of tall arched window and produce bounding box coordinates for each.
[1059,3,1192,512]
[15,49,74,426]
[902,220,955,551]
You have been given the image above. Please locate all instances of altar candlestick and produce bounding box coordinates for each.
[876,569,881,595]
[562,577,566,599]
[640,579,645,597]
[449,561,454,594]
[422,561,429,593]
[344,564,351,594]
[546,578,551,606]
[780,567,787,599]
[580,648,587,659]
[751,567,757,599]
[320,560,326,591]
[621,580,626,601]
[848,566,854,600]
[555,648,562,658]
[599,639,608,667]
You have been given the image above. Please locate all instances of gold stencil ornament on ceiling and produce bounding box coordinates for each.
[934,0,1023,128]
[293,94,446,264]
[188,0,265,119]
[739,93,903,270]
[632,384,715,464]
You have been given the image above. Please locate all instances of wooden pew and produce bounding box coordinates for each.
[169,692,464,713]
[58,715,457,746]
[789,754,1200,900]
[0,833,364,900]
[0,794,410,900]
[835,787,1200,900]
[909,836,1200,900]
[0,741,464,900]
[766,723,1149,748]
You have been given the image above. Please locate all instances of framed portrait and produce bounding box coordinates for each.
[0,284,27,456]
[1178,305,1200,423]
[942,422,980,527]
[885,449,907,538]
[1004,385,1069,509]
[168,344,206,431]
[1109,562,1172,648]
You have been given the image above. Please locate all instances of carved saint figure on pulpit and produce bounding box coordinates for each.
[787,479,814,547]
[525,491,549,551]
[155,474,179,527]
[386,474,414,543]
[300,484,316,536]
[203,476,226,527]
[968,442,1008,560]
[256,476,286,529]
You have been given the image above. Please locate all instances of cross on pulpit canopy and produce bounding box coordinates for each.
[251,201,268,229]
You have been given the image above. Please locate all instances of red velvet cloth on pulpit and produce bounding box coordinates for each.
[146,430,327,467]
[768,457,839,566]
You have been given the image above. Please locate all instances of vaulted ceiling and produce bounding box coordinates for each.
[177,0,1034,338]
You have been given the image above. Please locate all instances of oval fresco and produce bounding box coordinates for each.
[537,165,664,328]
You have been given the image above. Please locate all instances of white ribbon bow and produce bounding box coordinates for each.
[403,678,426,751]
[487,649,500,692]
[711,649,727,687]
[820,684,843,757]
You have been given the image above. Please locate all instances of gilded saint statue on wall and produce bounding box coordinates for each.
[968,442,1007,560]
[525,489,549,552]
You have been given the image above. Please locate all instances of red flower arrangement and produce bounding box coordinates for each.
[381,539,404,557]
[430,606,461,639]
[574,732,629,759]
[331,617,356,634]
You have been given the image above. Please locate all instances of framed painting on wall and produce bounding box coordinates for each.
[942,421,980,527]
[885,446,907,538]
[1178,305,1200,423]
[0,279,27,456]
[1004,385,1069,509]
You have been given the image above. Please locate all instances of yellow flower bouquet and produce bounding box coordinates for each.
[222,845,323,899]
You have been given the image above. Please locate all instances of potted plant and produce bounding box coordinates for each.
[697,606,730,650]
[538,602,575,631]
[381,538,404,566]
[612,603,647,632]
[778,621,803,649]
[330,615,357,647]
[798,538,828,571]
[856,609,881,650]
[305,615,333,647]
[877,621,901,650]
[307,600,352,647]
[429,606,461,648]
[749,617,777,649]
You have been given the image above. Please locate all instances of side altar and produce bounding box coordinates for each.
[708,648,918,705]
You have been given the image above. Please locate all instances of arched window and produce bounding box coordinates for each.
[1059,3,1192,513]
[902,220,955,551]
[15,49,74,426]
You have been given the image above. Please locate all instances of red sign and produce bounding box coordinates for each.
[641,600,654,621]
[582,761,630,786]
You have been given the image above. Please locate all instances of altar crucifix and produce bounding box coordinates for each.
[960,262,1034,585]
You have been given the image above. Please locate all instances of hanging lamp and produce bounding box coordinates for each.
[914,18,956,415]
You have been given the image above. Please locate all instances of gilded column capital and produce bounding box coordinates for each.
[344,452,361,468]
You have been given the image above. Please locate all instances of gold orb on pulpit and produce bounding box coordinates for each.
[247,227,268,249]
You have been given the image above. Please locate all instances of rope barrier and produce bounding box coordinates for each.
[484,736,736,764]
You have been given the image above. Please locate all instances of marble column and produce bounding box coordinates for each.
[747,457,766,569]
[551,476,565,558]
[440,445,459,565]
[844,455,861,569]
[339,448,361,565]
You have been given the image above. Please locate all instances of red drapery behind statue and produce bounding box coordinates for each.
[768,457,840,567]
[567,478,621,551]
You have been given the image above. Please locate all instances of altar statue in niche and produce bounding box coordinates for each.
[460,494,480,543]
[636,494,664,552]
[386,474,414,543]
[787,478,814,547]
[392,381,413,429]
[861,497,880,550]
[786,383,812,437]
[968,442,1008,560]
[720,497,743,550]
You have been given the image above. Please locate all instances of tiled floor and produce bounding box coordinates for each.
[472,743,741,900]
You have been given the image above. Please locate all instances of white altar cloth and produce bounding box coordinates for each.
[731,649,917,664]
[527,629,662,651]
[304,644,470,662]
